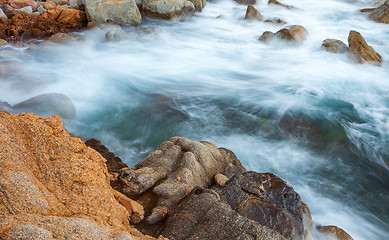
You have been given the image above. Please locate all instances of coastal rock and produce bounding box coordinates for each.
[118,137,246,224]
[0,8,7,18]
[275,25,308,43]
[259,31,274,42]
[368,0,389,23]
[0,38,7,45]
[321,38,348,53]
[188,0,205,11]
[48,32,86,43]
[264,18,287,24]
[7,0,39,12]
[347,30,382,65]
[42,1,57,10]
[161,188,287,240]
[143,0,195,20]
[214,173,228,187]
[11,6,33,15]
[0,112,134,239]
[245,5,263,21]
[317,225,354,240]
[84,0,142,26]
[268,0,295,9]
[105,29,128,42]
[235,0,256,5]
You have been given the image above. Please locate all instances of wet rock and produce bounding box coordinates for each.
[244,5,263,21]
[84,0,141,26]
[0,8,7,18]
[48,32,86,43]
[188,0,205,12]
[235,0,256,5]
[105,29,127,42]
[12,93,76,121]
[216,171,310,239]
[268,0,295,9]
[0,38,7,45]
[161,188,287,240]
[321,38,348,53]
[259,30,274,42]
[143,0,195,20]
[264,18,287,24]
[368,0,389,23]
[274,25,308,43]
[347,30,382,65]
[316,225,354,240]
[118,137,246,224]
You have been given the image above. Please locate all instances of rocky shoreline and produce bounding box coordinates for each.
[0,111,354,239]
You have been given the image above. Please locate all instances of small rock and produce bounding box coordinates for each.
[37,6,46,14]
[360,8,376,13]
[235,0,256,5]
[347,30,382,65]
[274,25,308,43]
[8,0,39,12]
[316,225,354,240]
[13,6,33,15]
[321,38,348,53]
[244,5,263,21]
[0,39,7,46]
[259,31,274,42]
[0,8,8,19]
[268,0,295,9]
[214,173,229,187]
[112,189,144,224]
[43,1,57,10]
[143,0,195,20]
[105,29,127,42]
[368,0,389,23]
[264,18,287,24]
[48,32,86,43]
[188,0,206,11]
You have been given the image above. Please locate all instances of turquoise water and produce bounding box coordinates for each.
[1,0,389,239]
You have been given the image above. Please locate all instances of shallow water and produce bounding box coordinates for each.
[1,0,389,239]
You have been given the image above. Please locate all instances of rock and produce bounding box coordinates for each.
[143,0,195,20]
[37,5,46,14]
[84,0,141,26]
[317,225,354,240]
[112,189,145,224]
[259,31,274,42]
[161,187,287,240]
[12,5,32,15]
[7,224,55,240]
[360,8,376,13]
[188,0,205,11]
[0,38,7,45]
[268,0,295,9]
[274,25,308,43]
[244,5,263,21]
[264,18,287,24]
[12,93,76,121]
[347,30,382,65]
[235,0,256,5]
[368,0,389,23]
[214,173,229,187]
[0,8,7,18]
[216,172,311,239]
[105,29,127,42]
[43,1,57,10]
[321,38,348,53]
[8,0,39,12]
[48,32,86,43]
[118,137,246,225]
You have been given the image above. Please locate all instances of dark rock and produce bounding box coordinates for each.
[268,0,295,9]
[264,18,287,24]
[244,5,263,21]
[348,30,382,65]
[216,171,310,239]
[368,0,389,23]
[321,38,348,54]
[235,0,256,5]
[317,225,354,240]
[118,137,246,225]
[360,8,376,13]
[161,187,287,240]
[259,31,274,42]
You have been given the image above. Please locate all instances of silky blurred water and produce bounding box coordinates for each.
[0,0,388,239]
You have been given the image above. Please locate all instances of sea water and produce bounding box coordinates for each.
[0,0,388,239]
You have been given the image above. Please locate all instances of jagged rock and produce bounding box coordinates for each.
[0,38,7,45]
[143,0,195,20]
[118,137,246,225]
[216,172,311,239]
[0,112,140,239]
[161,188,287,240]
[259,31,274,42]
[84,0,141,26]
[368,0,389,23]
[348,30,382,65]
[317,225,354,240]
[48,32,86,43]
[244,5,263,21]
[235,0,256,5]
[321,39,348,53]
[268,0,295,9]
[188,0,205,11]
[0,8,7,18]
[275,25,308,43]
[264,18,287,24]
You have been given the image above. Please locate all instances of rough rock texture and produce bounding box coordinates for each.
[275,25,308,43]
[259,30,274,42]
[188,0,205,11]
[84,0,141,26]
[268,0,295,9]
[245,5,263,21]
[321,38,348,53]
[0,38,7,45]
[0,111,165,240]
[235,0,256,5]
[143,0,195,20]
[347,30,382,65]
[118,137,246,225]
[317,225,354,240]
[0,6,86,40]
[264,18,286,24]
[161,188,287,240]
[368,0,389,23]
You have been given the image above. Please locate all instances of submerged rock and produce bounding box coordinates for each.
[347,30,382,65]
[275,25,308,43]
[188,0,206,12]
[268,0,295,9]
[321,38,348,53]
[317,225,354,240]
[368,0,389,23]
[84,0,142,26]
[245,5,263,21]
[259,30,275,42]
[143,0,195,20]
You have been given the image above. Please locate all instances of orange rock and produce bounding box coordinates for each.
[244,5,263,21]
[112,189,145,224]
[317,225,354,240]
[347,30,382,65]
